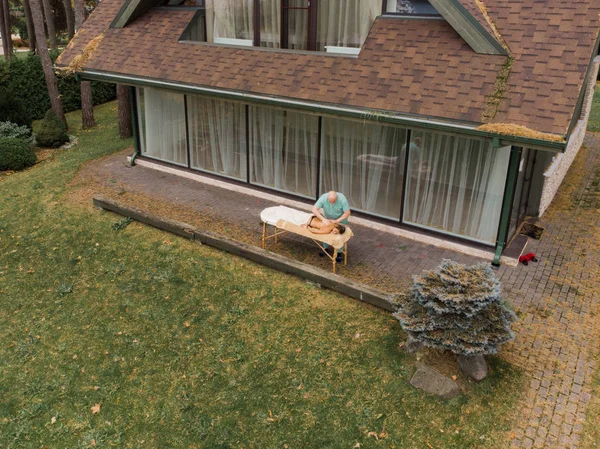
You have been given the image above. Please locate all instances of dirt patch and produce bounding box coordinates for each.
[519,222,544,240]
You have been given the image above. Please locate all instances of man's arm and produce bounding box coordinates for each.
[312,204,331,225]
[335,209,351,223]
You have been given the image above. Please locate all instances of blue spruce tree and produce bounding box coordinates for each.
[394,259,517,355]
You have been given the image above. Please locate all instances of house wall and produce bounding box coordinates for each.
[538,56,600,216]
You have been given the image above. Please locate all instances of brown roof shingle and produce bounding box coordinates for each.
[58,0,600,136]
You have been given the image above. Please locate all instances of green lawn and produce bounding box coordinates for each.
[588,83,600,132]
[0,102,523,448]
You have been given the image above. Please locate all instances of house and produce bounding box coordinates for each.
[58,0,600,265]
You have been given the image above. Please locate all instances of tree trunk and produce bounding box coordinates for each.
[30,0,65,125]
[74,0,94,128]
[23,0,37,52]
[61,0,74,40]
[117,84,132,139]
[73,0,84,30]
[0,0,9,60]
[41,0,57,50]
[3,0,12,56]
[80,81,95,128]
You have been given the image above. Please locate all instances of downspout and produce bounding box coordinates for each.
[129,86,141,166]
[492,144,521,268]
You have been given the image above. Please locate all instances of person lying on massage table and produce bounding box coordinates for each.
[301,216,347,235]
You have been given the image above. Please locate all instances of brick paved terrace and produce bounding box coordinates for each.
[69,133,600,449]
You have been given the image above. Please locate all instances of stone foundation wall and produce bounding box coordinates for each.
[538,56,600,217]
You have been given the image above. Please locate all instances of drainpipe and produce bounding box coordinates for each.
[129,86,141,166]
[492,145,521,268]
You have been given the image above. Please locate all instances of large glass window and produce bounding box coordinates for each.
[259,0,281,48]
[249,106,319,198]
[320,117,406,219]
[187,96,247,180]
[403,132,510,244]
[213,0,254,42]
[186,0,384,51]
[137,87,188,166]
[317,0,381,51]
[135,87,511,246]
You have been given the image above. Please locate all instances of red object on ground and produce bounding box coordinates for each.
[519,252,538,265]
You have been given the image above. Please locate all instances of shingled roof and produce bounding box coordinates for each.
[58,0,600,138]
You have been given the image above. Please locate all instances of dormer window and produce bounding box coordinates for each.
[178,1,437,52]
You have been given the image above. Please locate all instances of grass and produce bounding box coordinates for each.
[0,102,524,448]
[587,82,600,133]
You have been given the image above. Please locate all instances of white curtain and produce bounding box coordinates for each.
[317,0,381,50]
[137,87,187,166]
[404,132,510,244]
[213,0,254,40]
[321,117,406,219]
[249,106,318,198]
[187,96,247,180]
[260,0,280,48]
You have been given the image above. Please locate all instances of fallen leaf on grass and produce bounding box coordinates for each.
[91,404,101,414]
[51,416,57,424]
[367,432,378,440]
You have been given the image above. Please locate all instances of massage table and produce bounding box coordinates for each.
[260,206,354,273]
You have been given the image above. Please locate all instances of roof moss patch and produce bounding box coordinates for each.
[481,55,514,122]
[477,123,566,143]
[61,31,107,74]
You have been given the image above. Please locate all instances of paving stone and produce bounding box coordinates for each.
[409,364,460,399]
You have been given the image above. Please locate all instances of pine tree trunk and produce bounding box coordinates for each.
[74,0,94,128]
[73,0,84,30]
[61,0,74,40]
[0,0,11,59]
[41,0,57,50]
[3,0,11,56]
[0,0,10,60]
[23,0,37,52]
[30,0,66,125]
[81,81,95,128]
[117,84,132,139]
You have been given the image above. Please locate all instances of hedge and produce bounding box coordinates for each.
[0,52,116,123]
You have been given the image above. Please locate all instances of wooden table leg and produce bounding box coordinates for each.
[344,243,348,265]
[262,222,266,249]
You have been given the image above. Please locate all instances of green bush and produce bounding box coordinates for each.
[36,110,69,148]
[0,87,32,128]
[0,137,36,171]
[0,121,33,142]
[0,53,116,122]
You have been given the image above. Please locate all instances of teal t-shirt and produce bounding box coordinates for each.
[315,193,350,224]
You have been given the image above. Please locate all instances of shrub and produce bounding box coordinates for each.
[0,53,116,121]
[394,259,516,356]
[36,110,69,148]
[0,87,32,128]
[0,137,36,171]
[0,121,33,142]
